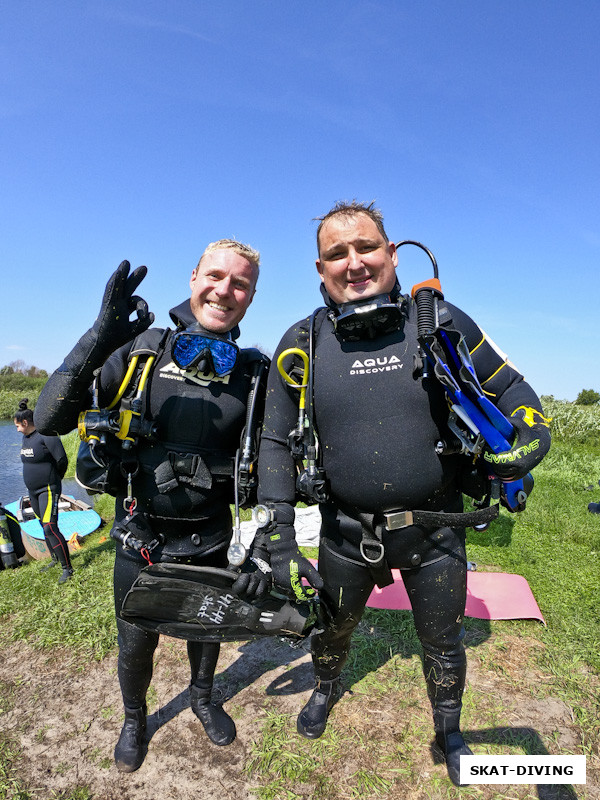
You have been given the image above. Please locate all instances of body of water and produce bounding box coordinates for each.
[0,419,93,506]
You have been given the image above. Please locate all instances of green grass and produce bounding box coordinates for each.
[61,430,81,477]
[467,441,600,674]
[0,529,117,661]
[244,431,600,797]
[0,736,33,800]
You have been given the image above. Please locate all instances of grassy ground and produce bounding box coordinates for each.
[1,405,599,798]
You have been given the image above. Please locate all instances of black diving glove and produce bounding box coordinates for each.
[61,260,154,379]
[91,260,154,357]
[266,524,324,603]
[231,534,272,601]
[482,406,551,481]
[34,261,154,435]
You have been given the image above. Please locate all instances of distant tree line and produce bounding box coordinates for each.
[0,361,48,393]
[0,360,48,378]
[0,362,49,418]
[541,390,600,406]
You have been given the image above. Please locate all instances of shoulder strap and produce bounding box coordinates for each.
[116,328,171,413]
[307,307,328,433]
[239,346,267,367]
[129,327,170,358]
[237,350,270,508]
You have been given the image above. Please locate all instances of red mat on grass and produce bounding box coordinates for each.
[366,569,545,625]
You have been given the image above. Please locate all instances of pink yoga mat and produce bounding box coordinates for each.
[366,569,545,625]
[307,560,545,624]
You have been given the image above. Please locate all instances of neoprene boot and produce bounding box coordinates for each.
[40,554,59,573]
[114,704,147,773]
[190,681,236,746]
[296,678,342,739]
[58,567,74,584]
[433,707,472,787]
[424,650,471,786]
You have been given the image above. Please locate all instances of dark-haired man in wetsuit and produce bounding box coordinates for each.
[252,201,551,786]
[35,240,266,773]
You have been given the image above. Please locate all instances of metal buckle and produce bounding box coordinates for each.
[384,510,414,530]
[360,539,385,564]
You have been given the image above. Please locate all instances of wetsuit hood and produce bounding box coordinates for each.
[169,299,241,341]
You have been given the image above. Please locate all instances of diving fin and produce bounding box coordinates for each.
[121,563,323,643]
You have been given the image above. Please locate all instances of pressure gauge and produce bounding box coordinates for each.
[252,504,276,530]
[227,541,247,568]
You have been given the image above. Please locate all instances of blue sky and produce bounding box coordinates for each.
[1,1,598,401]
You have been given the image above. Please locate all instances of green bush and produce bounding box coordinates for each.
[543,398,600,447]
[0,374,49,419]
[0,373,46,393]
[576,388,600,405]
[0,389,42,420]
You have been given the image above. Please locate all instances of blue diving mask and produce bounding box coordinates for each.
[171,325,239,376]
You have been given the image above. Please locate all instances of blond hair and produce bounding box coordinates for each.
[196,238,260,276]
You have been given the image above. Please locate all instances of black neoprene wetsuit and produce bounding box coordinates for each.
[35,299,263,708]
[20,429,71,570]
[258,295,546,719]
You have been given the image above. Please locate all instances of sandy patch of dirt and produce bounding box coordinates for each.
[1,635,314,800]
[1,628,597,800]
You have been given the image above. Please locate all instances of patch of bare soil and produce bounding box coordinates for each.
[1,635,315,800]
[0,630,597,800]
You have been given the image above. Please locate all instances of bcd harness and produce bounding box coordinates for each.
[76,328,168,502]
[272,241,532,587]
[76,327,269,562]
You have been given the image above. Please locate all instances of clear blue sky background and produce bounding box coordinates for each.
[1,1,598,401]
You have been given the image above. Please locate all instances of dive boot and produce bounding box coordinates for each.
[40,555,59,573]
[433,707,472,786]
[58,567,74,584]
[435,730,472,786]
[190,682,236,746]
[296,678,341,739]
[114,705,147,773]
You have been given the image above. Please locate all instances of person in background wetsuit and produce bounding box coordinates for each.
[14,399,73,583]
[252,201,551,787]
[35,240,265,773]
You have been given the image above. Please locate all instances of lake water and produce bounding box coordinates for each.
[0,419,92,506]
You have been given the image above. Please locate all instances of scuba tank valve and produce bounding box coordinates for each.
[0,510,19,569]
